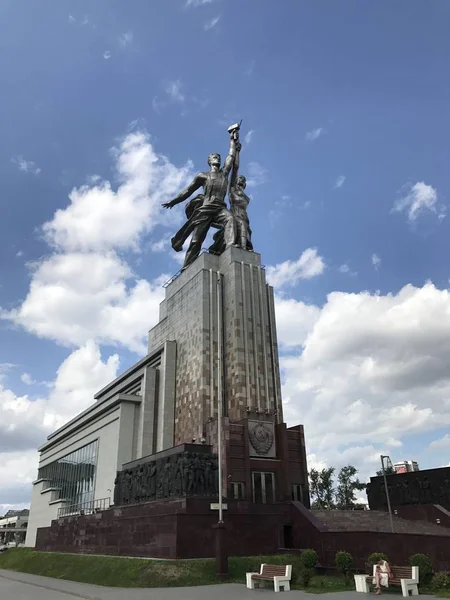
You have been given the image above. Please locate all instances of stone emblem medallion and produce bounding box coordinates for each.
[248,421,275,456]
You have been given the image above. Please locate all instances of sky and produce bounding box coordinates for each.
[1,0,450,513]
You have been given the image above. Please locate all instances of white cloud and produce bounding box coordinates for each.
[0,364,16,382]
[103,51,112,60]
[274,295,320,349]
[186,0,214,6]
[0,128,198,508]
[244,130,254,145]
[0,451,38,510]
[305,127,324,142]
[334,175,346,188]
[429,434,450,449]
[306,453,328,472]
[3,131,192,354]
[269,196,292,227]
[246,161,268,187]
[0,342,118,454]
[21,373,35,386]
[165,80,185,103]
[204,15,220,31]
[151,235,171,253]
[0,342,119,508]
[3,253,165,354]
[152,96,165,114]
[41,131,193,253]
[244,59,255,77]
[16,250,24,258]
[266,248,325,288]
[338,263,356,276]
[372,253,381,271]
[118,32,133,47]
[278,281,450,479]
[12,156,41,175]
[392,181,444,222]
[68,14,76,23]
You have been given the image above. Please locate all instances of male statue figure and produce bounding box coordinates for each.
[209,141,253,253]
[162,129,239,271]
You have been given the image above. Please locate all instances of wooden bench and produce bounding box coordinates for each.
[246,563,292,592]
[354,565,419,597]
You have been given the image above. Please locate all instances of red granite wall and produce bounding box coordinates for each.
[36,498,293,559]
[394,504,450,528]
[35,498,450,570]
[317,530,450,571]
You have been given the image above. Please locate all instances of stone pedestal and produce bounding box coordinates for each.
[148,247,283,446]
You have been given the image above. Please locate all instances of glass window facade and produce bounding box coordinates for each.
[38,440,99,506]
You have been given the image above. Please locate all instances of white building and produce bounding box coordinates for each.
[394,460,419,474]
[0,510,29,545]
[25,342,176,547]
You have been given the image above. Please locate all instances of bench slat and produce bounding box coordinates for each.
[251,564,288,580]
[365,565,414,587]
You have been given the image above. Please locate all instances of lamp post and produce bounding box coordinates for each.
[380,455,395,533]
[214,272,228,579]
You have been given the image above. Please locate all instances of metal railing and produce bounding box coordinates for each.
[57,497,110,519]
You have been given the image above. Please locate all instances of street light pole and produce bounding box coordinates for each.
[217,272,224,524]
[380,455,394,533]
[214,272,228,580]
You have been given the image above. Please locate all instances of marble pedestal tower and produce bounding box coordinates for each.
[144,246,308,504]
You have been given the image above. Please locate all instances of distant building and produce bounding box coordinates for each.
[367,465,450,511]
[0,509,29,545]
[394,460,419,474]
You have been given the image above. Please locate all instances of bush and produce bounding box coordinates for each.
[367,552,389,566]
[432,571,450,591]
[298,566,314,588]
[296,549,318,588]
[409,553,433,584]
[335,551,353,580]
[300,549,318,569]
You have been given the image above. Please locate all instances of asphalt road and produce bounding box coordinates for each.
[0,569,437,599]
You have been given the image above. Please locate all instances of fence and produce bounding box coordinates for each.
[57,497,110,518]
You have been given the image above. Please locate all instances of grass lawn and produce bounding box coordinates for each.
[0,549,306,588]
[0,549,447,595]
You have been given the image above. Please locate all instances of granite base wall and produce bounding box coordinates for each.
[35,498,292,559]
[393,504,450,529]
[36,499,450,570]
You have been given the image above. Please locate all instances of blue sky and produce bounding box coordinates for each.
[1,0,450,510]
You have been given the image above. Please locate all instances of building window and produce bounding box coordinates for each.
[292,484,304,503]
[37,440,99,507]
[252,472,276,504]
[230,482,245,500]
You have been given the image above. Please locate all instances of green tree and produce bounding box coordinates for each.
[309,467,335,509]
[376,466,395,476]
[335,465,366,509]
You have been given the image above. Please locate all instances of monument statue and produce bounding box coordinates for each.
[162,123,250,271]
[209,140,253,254]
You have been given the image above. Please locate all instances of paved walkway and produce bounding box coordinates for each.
[0,569,437,600]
